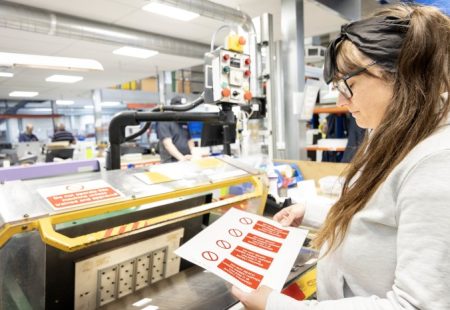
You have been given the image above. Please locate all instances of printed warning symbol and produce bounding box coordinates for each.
[239,217,253,225]
[216,240,232,249]
[228,228,243,238]
[202,251,219,262]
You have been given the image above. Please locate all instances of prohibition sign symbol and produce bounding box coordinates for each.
[239,217,253,225]
[202,251,219,262]
[216,240,231,249]
[228,228,243,238]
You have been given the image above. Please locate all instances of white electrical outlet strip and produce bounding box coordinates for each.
[74,228,184,310]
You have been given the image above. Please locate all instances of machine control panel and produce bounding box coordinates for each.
[204,48,252,105]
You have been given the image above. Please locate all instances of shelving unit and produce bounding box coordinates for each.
[307,104,349,161]
[0,114,63,119]
[305,145,346,152]
[313,105,348,114]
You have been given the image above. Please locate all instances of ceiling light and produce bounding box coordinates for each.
[0,72,13,77]
[0,52,103,72]
[101,101,121,107]
[113,46,159,59]
[9,91,38,98]
[46,75,84,83]
[84,105,94,109]
[56,100,75,106]
[142,2,199,21]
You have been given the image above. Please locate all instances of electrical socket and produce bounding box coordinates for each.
[97,266,118,307]
[134,253,151,291]
[117,259,135,298]
[151,248,167,284]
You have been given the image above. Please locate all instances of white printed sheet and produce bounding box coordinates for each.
[175,208,308,292]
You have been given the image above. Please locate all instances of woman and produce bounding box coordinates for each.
[232,4,450,310]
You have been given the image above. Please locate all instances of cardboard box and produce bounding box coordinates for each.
[141,78,158,92]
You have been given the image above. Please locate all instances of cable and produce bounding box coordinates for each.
[123,93,205,141]
[210,25,233,52]
[124,121,151,142]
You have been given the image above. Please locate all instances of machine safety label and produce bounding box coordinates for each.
[38,180,124,210]
[217,258,263,289]
[231,246,273,269]
[253,221,289,239]
[243,233,282,253]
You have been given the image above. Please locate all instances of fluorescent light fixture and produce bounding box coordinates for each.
[9,91,38,97]
[32,108,52,112]
[101,101,121,107]
[0,72,13,77]
[46,75,84,83]
[56,100,75,106]
[113,46,158,59]
[84,105,94,109]
[142,2,199,21]
[0,52,103,72]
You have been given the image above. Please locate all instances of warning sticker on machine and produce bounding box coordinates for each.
[253,221,290,239]
[231,246,273,269]
[175,208,308,292]
[243,233,282,253]
[38,180,124,210]
[218,258,263,289]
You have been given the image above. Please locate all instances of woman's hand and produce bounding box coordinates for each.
[273,203,306,227]
[231,285,273,310]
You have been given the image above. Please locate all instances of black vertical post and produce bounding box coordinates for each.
[222,124,231,156]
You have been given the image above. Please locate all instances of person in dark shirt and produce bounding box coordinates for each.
[18,123,38,142]
[156,96,194,163]
[52,123,76,144]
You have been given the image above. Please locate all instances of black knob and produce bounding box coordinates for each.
[232,91,239,96]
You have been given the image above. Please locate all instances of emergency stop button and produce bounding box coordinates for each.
[222,88,231,97]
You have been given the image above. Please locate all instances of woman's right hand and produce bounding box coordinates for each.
[273,203,306,227]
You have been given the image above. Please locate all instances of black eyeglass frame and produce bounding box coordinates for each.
[333,61,377,99]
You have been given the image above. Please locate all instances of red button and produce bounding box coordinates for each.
[239,36,246,45]
[245,58,251,65]
[244,91,252,101]
[222,88,231,97]
[223,54,230,61]
[244,70,251,77]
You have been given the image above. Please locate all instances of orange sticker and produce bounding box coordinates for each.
[243,233,282,253]
[217,258,263,289]
[253,221,289,239]
[47,187,121,209]
[231,246,273,270]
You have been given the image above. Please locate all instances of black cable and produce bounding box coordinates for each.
[123,94,205,141]
[124,121,151,142]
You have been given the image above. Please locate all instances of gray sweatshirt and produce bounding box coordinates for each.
[268,109,450,309]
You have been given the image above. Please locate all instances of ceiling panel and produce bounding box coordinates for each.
[0,0,346,103]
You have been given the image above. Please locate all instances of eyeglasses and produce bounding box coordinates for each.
[332,61,377,99]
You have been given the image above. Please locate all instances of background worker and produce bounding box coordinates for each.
[156,96,195,163]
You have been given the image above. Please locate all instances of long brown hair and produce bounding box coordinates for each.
[314,4,450,254]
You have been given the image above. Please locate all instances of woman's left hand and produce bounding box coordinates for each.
[231,285,273,310]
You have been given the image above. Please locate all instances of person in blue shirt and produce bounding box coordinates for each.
[18,124,38,142]
[156,96,194,163]
[52,123,76,144]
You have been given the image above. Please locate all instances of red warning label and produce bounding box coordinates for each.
[218,258,263,289]
[243,233,282,253]
[253,221,289,239]
[231,246,274,270]
[46,187,121,209]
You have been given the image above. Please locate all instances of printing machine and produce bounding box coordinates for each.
[0,156,270,309]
